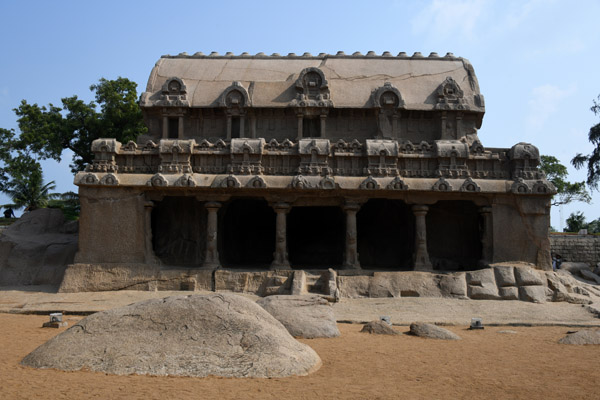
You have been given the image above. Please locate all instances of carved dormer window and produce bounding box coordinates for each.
[372,83,404,139]
[160,77,188,106]
[219,82,250,139]
[435,77,468,110]
[290,68,332,140]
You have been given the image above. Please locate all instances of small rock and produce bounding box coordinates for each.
[497,330,517,334]
[360,320,400,335]
[558,329,600,345]
[408,323,461,340]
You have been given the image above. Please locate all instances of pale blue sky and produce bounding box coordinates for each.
[1,0,599,228]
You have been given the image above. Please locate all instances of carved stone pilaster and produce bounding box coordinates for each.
[479,206,493,266]
[271,202,291,270]
[342,201,361,270]
[412,205,432,271]
[202,201,221,270]
[144,201,158,265]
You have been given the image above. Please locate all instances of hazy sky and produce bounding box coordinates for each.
[0,0,598,228]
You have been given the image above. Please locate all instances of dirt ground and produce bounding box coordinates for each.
[1,314,599,400]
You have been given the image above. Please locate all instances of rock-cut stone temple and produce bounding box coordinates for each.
[61,51,555,294]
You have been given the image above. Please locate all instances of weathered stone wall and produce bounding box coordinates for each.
[550,234,600,266]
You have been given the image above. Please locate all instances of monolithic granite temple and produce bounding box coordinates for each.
[61,51,556,295]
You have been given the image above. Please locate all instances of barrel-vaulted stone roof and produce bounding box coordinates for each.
[140,52,485,113]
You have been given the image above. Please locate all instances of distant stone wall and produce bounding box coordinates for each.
[550,234,600,265]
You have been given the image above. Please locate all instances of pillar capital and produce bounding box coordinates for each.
[412,204,429,214]
[205,201,222,210]
[342,201,361,212]
[271,202,291,212]
[479,205,492,214]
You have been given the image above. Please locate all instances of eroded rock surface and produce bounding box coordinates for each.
[257,295,340,338]
[558,329,600,345]
[409,323,461,340]
[0,209,77,286]
[22,294,321,377]
[360,320,400,335]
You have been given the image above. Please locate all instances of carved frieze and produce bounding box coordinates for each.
[173,174,196,187]
[434,140,469,178]
[386,177,408,190]
[360,176,380,190]
[511,178,531,194]
[158,139,194,174]
[147,173,168,187]
[460,177,480,192]
[247,175,267,188]
[298,139,331,175]
[99,173,119,186]
[230,138,265,175]
[365,139,399,177]
[79,173,99,185]
[220,175,241,188]
[432,177,453,191]
[290,174,314,189]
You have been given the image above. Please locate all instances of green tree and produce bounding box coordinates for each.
[3,159,56,211]
[540,155,591,206]
[13,77,146,173]
[47,191,80,220]
[572,95,600,190]
[564,211,587,233]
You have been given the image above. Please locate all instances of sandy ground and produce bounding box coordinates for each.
[1,313,599,400]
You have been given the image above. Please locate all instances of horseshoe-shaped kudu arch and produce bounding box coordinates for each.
[61,51,556,301]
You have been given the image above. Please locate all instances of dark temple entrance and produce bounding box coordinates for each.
[427,200,482,270]
[288,206,344,268]
[151,196,205,266]
[357,199,414,270]
[221,198,275,268]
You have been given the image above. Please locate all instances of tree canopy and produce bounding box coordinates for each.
[564,211,600,234]
[572,95,600,191]
[539,155,591,206]
[13,77,146,173]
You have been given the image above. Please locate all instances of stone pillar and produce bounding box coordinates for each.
[202,201,221,269]
[250,115,256,138]
[239,116,245,138]
[144,201,157,265]
[271,202,291,270]
[412,204,432,271]
[320,114,327,137]
[178,116,184,139]
[162,116,168,139]
[226,115,232,140]
[342,201,361,269]
[479,206,493,265]
[297,115,303,140]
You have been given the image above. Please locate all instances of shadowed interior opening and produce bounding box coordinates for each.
[357,199,414,270]
[288,206,344,268]
[220,198,275,268]
[427,200,482,270]
[151,196,205,267]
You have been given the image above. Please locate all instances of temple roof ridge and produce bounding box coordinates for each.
[161,51,460,60]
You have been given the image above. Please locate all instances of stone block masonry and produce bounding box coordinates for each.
[550,234,600,266]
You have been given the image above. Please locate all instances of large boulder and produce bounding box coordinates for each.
[257,295,340,338]
[408,323,461,340]
[0,208,77,286]
[21,294,321,378]
[558,329,600,345]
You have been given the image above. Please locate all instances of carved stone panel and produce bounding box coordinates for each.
[365,140,399,177]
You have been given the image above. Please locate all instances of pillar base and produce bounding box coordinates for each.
[342,262,361,270]
[200,263,220,270]
[270,262,292,271]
